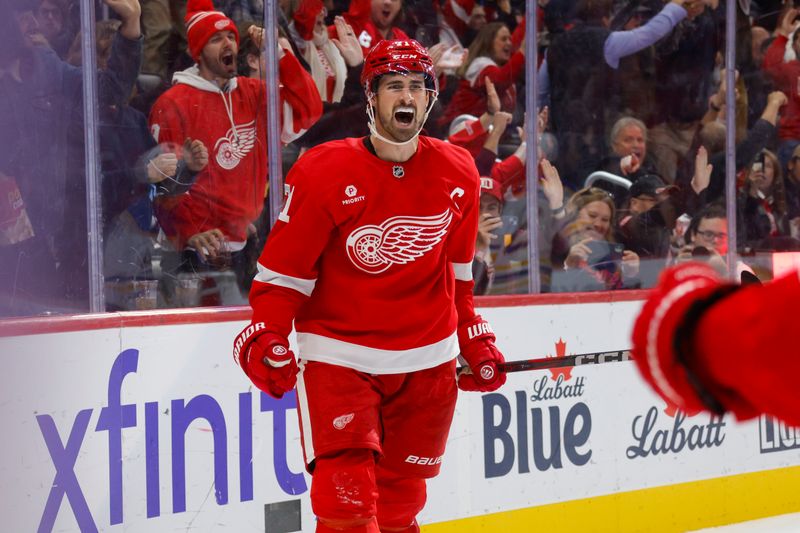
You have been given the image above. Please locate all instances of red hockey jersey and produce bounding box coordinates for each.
[149,54,322,248]
[250,136,480,374]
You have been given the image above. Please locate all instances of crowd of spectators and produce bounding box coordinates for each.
[2,0,800,316]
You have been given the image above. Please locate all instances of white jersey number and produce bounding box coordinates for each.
[278,184,295,223]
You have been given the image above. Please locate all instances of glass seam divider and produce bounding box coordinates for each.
[80,0,105,313]
[724,0,738,278]
[525,0,541,294]
[265,0,284,228]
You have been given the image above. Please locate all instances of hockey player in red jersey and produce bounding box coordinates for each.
[149,0,322,266]
[233,39,507,532]
[632,261,800,428]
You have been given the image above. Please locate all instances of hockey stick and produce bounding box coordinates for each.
[499,349,632,373]
[458,349,633,376]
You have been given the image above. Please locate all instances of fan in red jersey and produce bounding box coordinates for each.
[632,262,800,428]
[233,39,507,533]
[149,0,322,292]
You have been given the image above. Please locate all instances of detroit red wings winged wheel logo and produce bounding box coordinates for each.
[214,120,256,170]
[346,210,453,274]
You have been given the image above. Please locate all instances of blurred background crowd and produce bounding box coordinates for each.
[1,0,799,317]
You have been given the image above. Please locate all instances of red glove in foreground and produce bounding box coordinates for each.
[233,323,298,399]
[631,263,739,415]
[457,315,507,392]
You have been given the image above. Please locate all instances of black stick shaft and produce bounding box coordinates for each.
[498,349,633,373]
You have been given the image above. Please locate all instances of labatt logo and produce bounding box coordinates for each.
[626,405,726,459]
[483,340,592,478]
[530,338,586,402]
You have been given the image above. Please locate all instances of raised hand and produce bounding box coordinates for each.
[539,158,564,212]
[249,24,263,48]
[435,44,467,71]
[485,77,500,115]
[691,145,712,194]
[537,105,549,133]
[777,7,800,37]
[103,0,141,39]
[490,110,513,135]
[331,16,363,67]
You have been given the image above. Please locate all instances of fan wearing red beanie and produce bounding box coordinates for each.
[149,0,322,287]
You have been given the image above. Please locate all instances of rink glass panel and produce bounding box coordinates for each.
[2,0,784,319]
[0,3,90,317]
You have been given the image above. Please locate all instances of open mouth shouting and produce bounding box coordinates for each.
[220,50,236,73]
[393,106,416,127]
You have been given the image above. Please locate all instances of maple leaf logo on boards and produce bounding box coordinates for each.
[547,338,572,381]
[662,400,701,419]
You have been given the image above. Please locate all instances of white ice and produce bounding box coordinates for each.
[691,512,800,532]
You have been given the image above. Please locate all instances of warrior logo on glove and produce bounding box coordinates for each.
[457,315,506,392]
[233,324,299,399]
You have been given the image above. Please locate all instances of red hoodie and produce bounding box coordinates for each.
[149,53,321,248]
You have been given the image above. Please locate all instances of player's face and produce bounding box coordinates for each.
[372,72,430,142]
[199,30,238,80]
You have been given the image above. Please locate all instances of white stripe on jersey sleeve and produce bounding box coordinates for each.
[451,261,473,281]
[254,262,317,296]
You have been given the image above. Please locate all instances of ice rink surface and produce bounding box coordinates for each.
[692,513,800,532]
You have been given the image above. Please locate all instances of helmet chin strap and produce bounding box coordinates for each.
[366,91,438,147]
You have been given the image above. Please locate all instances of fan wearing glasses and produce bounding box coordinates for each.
[674,203,754,278]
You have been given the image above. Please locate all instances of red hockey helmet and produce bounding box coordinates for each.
[360,39,438,96]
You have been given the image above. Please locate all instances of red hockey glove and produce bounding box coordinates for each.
[233,324,298,399]
[631,262,740,415]
[457,315,507,392]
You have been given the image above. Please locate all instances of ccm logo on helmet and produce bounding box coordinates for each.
[392,53,419,60]
[405,454,443,465]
